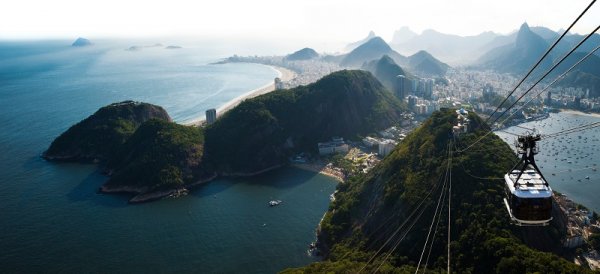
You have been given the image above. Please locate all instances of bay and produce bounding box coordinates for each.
[0,41,337,273]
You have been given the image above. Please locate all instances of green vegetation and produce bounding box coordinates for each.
[44,101,171,162]
[204,70,406,174]
[106,119,208,192]
[284,109,591,273]
[44,101,209,200]
[407,50,450,77]
[362,55,412,96]
[589,233,600,251]
[47,70,407,200]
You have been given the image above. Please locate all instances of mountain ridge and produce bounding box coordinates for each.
[341,37,408,68]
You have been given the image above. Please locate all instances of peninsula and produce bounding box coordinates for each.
[45,70,406,203]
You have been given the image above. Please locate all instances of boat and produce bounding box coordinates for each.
[268,200,283,206]
[586,176,590,179]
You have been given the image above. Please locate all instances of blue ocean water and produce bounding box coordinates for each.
[496,112,600,212]
[0,41,337,273]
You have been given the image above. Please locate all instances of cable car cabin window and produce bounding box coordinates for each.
[511,195,552,220]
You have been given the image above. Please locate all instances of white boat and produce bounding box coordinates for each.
[268,200,282,206]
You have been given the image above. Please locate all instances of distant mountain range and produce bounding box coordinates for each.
[339,36,449,77]
[478,23,553,75]
[389,24,600,67]
[384,23,600,95]
[390,27,498,65]
[476,23,600,96]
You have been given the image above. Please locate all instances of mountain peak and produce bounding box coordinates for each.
[344,31,378,52]
[391,27,417,44]
[411,50,433,58]
[363,37,390,49]
[408,50,450,76]
[341,36,406,68]
[516,21,546,49]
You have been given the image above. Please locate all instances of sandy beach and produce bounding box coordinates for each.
[291,163,345,182]
[184,65,296,126]
[560,109,600,118]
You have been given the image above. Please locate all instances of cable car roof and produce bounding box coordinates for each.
[505,170,552,198]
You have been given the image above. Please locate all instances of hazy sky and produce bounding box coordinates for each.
[1,0,598,46]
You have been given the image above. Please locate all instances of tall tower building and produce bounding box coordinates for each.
[396,75,406,100]
[206,108,217,125]
[425,79,434,99]
[274,77,284,90]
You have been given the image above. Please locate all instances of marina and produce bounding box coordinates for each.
[496,111,600,212]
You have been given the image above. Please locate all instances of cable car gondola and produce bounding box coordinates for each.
[503,134,553,226]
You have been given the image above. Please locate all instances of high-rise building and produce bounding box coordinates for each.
[408,95,417,110]
[545,91,552,105]
[274,77,284,90]
[396,75,406,100]
[424,79,434,99]
[410,78,418,94]
[206,108,217,125]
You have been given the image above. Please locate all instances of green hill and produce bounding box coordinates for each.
[283,109,590,273]
[341,37,407,67]
[408,50,450,77]
[101,119,212,201]
[286,47,319,61]
[362,55,409,94]
[203,70,406,174]
[553,52,600,97]
[43,101,171,162]
[46,70,406,202]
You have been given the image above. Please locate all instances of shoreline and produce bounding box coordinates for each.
[291,163,345,183]
[184,64,296,126]
[559,109,600,118]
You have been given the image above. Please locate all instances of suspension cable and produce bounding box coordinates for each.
[457,32,600,154]
[357,157,448,273]
[447,149,452,274]
[495,45,600,129]
[415,144,452,273]
[484,0,597,124]
[543,121,600,139]
[489,24,600,127]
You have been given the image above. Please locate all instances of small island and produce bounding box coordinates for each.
[71,37,92,47]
